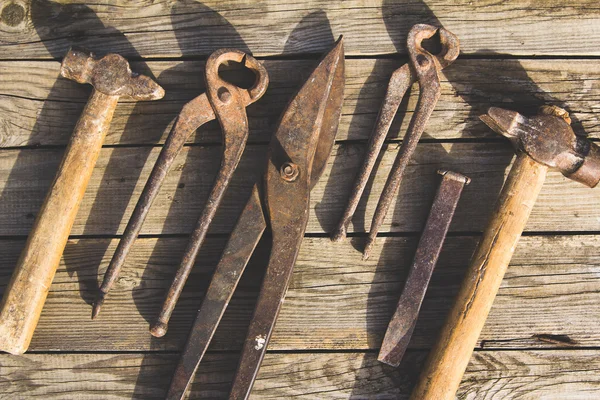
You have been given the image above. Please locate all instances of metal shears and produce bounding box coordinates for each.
[166,38,345,400]
[331,24,460,258]
[92,49,269,324]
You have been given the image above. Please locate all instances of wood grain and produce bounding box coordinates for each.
[1,350,599,399]
[0,143,598,236]
[0,235,595,351]
[1,59,600,147]
[1,0,600,58]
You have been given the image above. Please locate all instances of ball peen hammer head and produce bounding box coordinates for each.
[480,105,600,188]
[60,47,165,100]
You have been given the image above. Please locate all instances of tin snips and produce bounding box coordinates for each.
[331,24,460,259]
[92,49,269,322]
[166,38,345,400]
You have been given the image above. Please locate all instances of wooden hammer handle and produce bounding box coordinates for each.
[0,90,118,354]
[410,154,548,399]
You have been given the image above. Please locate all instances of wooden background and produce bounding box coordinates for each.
[1,0,600,398]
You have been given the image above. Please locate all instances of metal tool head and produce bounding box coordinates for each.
[481,106,600,188]
[60,47,165,100]
[408,24,460,74]
[267,36,345,191]
[205,48,269,109]
[162,49,270,143]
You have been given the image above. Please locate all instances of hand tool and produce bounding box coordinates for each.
[410,105,600,400]
[91,49,269,323]
[330,24,459,259]
[378,169,469,367]
[0,48,164,355]
[165,37,344,400]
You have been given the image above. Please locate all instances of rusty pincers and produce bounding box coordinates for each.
[92,49,269,322]
[331,24,459,259]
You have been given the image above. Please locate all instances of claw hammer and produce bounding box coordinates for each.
[0,48,164,354]
[411,105,600,399]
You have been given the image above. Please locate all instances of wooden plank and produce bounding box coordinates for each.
[1,1,600,58]
[1,58,600,147]
[0,235,595,351]
[0,143,599,236]
[2,350,599,398]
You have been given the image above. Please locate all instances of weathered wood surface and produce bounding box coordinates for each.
[1,0,599,397]
[0,235,595,352]
[0,143,599,236]
[1,59,600,147]
[1,0,600,58]
[2,350,600,399]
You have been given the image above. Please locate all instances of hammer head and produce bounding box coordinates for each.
[480,106,600,188]
[60,48,165,101]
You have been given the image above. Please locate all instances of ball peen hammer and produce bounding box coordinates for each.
[0,48,164,354]
[411,105,600,399]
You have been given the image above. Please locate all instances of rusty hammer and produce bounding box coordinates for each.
[411,105,600,399]
[0,48,164,354]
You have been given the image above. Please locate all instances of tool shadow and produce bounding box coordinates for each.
[334,1,587,398]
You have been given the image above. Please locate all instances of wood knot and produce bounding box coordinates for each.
[1,1,26,28]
